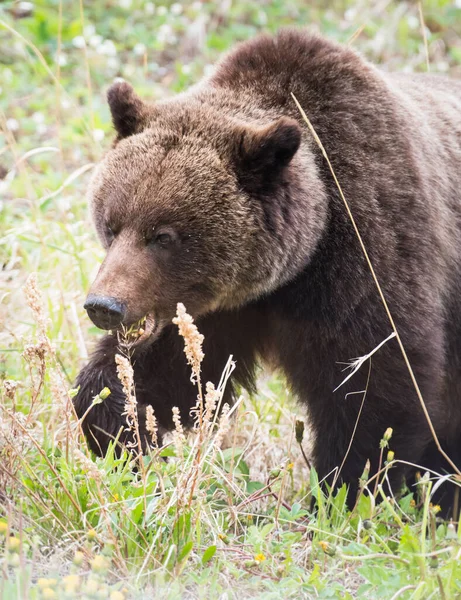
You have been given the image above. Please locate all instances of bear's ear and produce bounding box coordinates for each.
[236,117,302,193]
[107,80,150,139]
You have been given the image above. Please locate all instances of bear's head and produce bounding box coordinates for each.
[84,81,325,346]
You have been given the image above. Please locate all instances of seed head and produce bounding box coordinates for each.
[145,405,158,447]
[172,303,204,384]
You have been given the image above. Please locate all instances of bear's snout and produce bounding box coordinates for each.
[84,294,127,330]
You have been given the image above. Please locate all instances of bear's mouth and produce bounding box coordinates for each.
[117,313,158,349]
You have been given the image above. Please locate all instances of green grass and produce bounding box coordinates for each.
[1,1,461,598]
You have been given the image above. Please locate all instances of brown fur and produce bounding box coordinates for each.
[74,30,461,511]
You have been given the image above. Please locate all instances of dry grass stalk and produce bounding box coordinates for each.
[73,448,102,481]
[115,353,148,516]
[172,303,204,385]
[172,406,186,458]
[204,382,220,429]
[23,273,49,341]
[115,354,140,447]
[3,380,18,402]
[213,403,231,453]
[145,405,158,448]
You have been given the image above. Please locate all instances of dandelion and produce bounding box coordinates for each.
[254,553,266,563]
[8,537,20,552]
[91,555,108,573]
[145,405,158,447]
[63,575,80,594]
[172,303,204,384]
[319,540,337,556]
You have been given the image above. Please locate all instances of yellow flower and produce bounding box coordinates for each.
[63,574,80,591]
[73,550,85,566]
[0,521,8,535]
[42,589,57,600]
[254,553,266,563]
[287,463,294,470]
[87,528,97,541]
[8,537,20,553]
[383,428,393,442]
[110,592,125,600]
[91,555,108,573]
[319,540,337,556]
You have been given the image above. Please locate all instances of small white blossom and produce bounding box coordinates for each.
[157,6,168,17]
[145,2,155,15]
[119,0,132,8]
[89,34,103,48]
[72,35,86,49]
[158,23,173,44]
[181,64,192,75]
[107,57,120,70]
[203,64,215,78]
[98,39,117,56]
[17,2,33,12]
[57,53,67,66]
[93,129,105,142]
[6,118,19,132]
[84,24,96,37]
[407,15,419,29]
[32,112,45,124]
[171,3,183,15]
[134,42,146,56]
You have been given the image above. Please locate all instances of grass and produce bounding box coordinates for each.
[1,0,461,598]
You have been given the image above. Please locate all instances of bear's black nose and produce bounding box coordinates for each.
[84,294,127,330]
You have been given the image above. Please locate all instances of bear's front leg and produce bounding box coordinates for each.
[73,334,142,455]
[74,309,262,456]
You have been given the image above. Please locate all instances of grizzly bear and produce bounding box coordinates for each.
[74,29,461,510]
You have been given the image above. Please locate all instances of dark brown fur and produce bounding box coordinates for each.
[74,30,461,511]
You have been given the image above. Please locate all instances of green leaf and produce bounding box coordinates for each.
[202,545,216,565]
[178,540,193,563]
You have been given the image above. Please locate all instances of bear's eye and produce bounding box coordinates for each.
[106,225,116,245]
[152,228,176,248]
